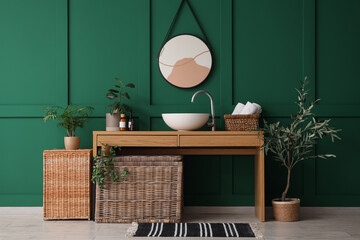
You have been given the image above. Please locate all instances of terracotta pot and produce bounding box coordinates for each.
[106,113,120,131]
[64,137,80,150]
[272,198,300,222]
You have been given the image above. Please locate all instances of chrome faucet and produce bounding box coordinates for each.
[191,90,216,131]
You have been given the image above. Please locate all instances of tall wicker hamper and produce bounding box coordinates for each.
[43,149,92,220]
[95,155,183,223]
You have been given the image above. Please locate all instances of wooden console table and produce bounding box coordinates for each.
[93,131,265,222]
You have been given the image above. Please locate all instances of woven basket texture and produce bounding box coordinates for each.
[95,155,183,223]
[224,114,260,131]
[43,149,92,220]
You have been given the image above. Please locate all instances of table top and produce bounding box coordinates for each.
[93,131,262,136]
[43,149,92,153]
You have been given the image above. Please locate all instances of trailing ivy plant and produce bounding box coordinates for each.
[44,105,94,137]
[106,78,135,114]
[262,78,341,201]
[92,144,128,189]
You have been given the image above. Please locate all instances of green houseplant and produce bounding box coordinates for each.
[92,144,128,189]
[105,78,135,131]
[44,105,94,150]
[262,78,341,221]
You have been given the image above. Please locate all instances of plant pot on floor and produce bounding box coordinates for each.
[272,198,300,222]
[106,113,120,131]
[64,137,80,150]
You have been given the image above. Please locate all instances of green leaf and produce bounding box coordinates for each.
[106,93,117,100]
[125,83,135,88]
[122,104,132,113]
[115,77,122,84]
[109,89,119,93]
[122,92,130,99]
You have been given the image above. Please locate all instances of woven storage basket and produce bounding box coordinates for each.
[224,114,260,131]
[95,155,183,223]
[43,149,92,220]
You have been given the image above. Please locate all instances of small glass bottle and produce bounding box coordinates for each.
[128,113,135,131]
[119,113,127,131]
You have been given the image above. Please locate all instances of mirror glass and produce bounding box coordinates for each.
[158,34,212,88]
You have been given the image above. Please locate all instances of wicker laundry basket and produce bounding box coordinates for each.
[95,155,183,223]
[43,149,92,220]
[224,114,260,131]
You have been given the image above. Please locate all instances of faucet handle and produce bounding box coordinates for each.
[207,121,216,131]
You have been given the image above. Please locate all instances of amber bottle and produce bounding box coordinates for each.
[119,113,126,131]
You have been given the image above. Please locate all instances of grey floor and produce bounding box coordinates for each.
[0,207,359,240]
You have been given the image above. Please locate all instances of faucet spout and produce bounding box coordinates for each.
[191,90,216,131]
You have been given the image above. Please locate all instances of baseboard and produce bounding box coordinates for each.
[184,206,360,216]
[1,206,358,216]
[0,207,43,215]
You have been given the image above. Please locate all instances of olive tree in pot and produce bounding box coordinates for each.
[262,78,341,221]
[44,105,94,150]
[105,77,135,131]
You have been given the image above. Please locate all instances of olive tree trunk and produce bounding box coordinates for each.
[281,167,291,201]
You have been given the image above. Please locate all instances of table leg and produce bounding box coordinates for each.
[255,147,265,221]
[93,133,98,156]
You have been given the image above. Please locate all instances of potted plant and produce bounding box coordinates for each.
[262,78,341,221]
[105,77,135,131]
[92,144,128,189]
[44,105,94,150]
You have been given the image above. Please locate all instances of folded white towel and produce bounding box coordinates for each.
[232,103,245,115]
[240,101,259,115]
[252,102,262,114]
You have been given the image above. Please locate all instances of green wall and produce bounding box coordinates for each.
[1,0,360,207]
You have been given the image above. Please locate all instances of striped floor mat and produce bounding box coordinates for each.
[127,222,262,238]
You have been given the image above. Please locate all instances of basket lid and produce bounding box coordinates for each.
[43,149,92,154]
[114,155,182,162]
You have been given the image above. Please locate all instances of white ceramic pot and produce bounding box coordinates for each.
[64,137,80,150]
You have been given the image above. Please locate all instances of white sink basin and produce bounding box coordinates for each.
[162,113,210,131]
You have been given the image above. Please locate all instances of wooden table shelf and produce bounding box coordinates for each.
[93,131,265,222]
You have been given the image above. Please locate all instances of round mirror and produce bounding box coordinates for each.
[158,34,212,88]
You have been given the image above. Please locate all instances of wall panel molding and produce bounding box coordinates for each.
[303,0,317,205]
[139,0,152,130]
[1,0,359,207]
[0,0,68,113]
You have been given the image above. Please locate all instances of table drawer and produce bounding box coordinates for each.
[179,135,260,147]
[97,135,178,147]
